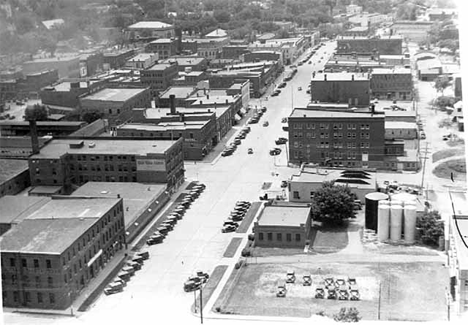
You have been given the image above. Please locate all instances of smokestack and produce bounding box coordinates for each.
[169,94,176,115]
[30,120,40,155]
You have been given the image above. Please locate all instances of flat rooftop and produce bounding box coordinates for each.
[159,86,196,98]
[385,121,417,129]
[80,88,147,102]
[147,63,174,71]
[127,53,156,61]
[167,57,206,65]
[0,198,121,254]
[30,138,178,159]
[71,182,166,227]
[128,21,173,29]
[0,196,50,225]
[48,80,100,91]
[312,72,370,81]
[372,68,412,75]
[0,159,29,184]
[290,108,384,119]
[120,121,207,131]
[23,55,79,63]
[257,206,310,227]
[338,35,403,40]
[150,38,174,44]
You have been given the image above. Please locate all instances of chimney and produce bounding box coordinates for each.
[207,94,209,100]
[352,74,355,81]
[324,74,327,81]
[169,94,176,115]
[29,120,40,154]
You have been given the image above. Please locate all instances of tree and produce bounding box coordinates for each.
[333,307,361,322]
[24,104,48,121]
[434,77,451,96]
[311,181,355,226]
[81,110,104,124]
[214,10,231,23]
[416,210,444,247]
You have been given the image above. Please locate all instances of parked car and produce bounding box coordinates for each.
[276,284,287,297]
[222,224,238,233]
[136,251,150,260]
[236,201,251,207]
[269,148,282,156]
[242,126,251,133]
[263,121,269,127]
[237,132,246,139]
[286,270,296,283]
[146,234,164,246]
[156,226,169,235]
[281,180,288,188]
[233,139,241,145]
[298,86,302,91]
[196,271,209,283]
[275,137,288,145]
[104,282,123,295]
[184,277,202,292]
[278,82,287,88]
[223,221,239,227]
[272,90,281,96]
[248,148,253,154]
[160,222,174,231]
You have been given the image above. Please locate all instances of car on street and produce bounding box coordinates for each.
[269,148,282,156]
[223,221,239,227]
[146,234,164,245]
[278,82,287,88]
[281,180,288,188]
[272,89,281,96]
[281,117,287,123]
[222,150,233,156]
[196,271,209,283]
[298,86,302,91]
[222,224,238,233]
[306,89,311,94]
[276,284,287,297]
[242,126,251,133]
[236,201,251,207]
[184,277,202,292]
[248,148,253,154]
[275,137,288,145]
[237,132,246,139]
[248,118,259,124]
[263,121,269,127]
[233,139,241,145]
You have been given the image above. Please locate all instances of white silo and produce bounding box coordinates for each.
[404,205,417,244]
[377,201,390,242]
[391,192,417,207]
[390,202,403,241]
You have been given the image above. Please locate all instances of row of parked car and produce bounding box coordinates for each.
[104,251,150,295]
[146,183,206,245]
[221,201,252,233]
[247,107,267,124]
[221,126,251,157]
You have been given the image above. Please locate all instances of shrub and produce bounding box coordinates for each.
[416,210,444,247]
[333,307,361,322]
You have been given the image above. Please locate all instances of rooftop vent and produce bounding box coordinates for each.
[88,142,96,148]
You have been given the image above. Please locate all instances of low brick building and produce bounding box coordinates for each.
[254,203,312,248]
[0,159,30,198]
[370,68,413,101]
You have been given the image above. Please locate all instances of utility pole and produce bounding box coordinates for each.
[378,281,382,320]
[199,285,203,324]
[420,141,430,189]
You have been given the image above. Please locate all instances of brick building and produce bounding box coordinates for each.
[390,21,433,43]
[0,121,87,137]
[140,62,179,92]
[336,36,403,55]
[40,79,108,108]
[370,68,413,100]
[28,138,184,193]
[0,159,30,198]
[310,72,371,107]
[0,196,50,236]
[125,53,158,70]
[163,56,208,72]
[126,21,175,41]
[102,49,136,70]
[22,55,80,79]
[287,108,385,168]
[79,87,151,124]
[79,51,104,77]
[221,45,249,59]
[0,197,125,310]
[254,203,312,248]
[146,38,178,59]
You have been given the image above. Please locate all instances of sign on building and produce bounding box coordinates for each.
[136,159,166,171]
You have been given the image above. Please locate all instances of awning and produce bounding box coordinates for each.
[234,114,242,121]
[87,249,103,267]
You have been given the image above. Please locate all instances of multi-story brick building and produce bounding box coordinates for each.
[140,62,179,92]
[311,72,371,107]
[0,159,30,198]
[102,49,136,70]
[0,197,125,310]
[164,56,208,72]
[146,38,178,59]
[287,108,385,168]
[125,53,158,70]
[390,21,433,43]
[336,36,403,55]
[221,45,249,59]
[194,37,230,60]
[28,138,184,193]
[22,55,80,79]
[79,87,151,124]
[41,79,108,108]
[370,68,413,100]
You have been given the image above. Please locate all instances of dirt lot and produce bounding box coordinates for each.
[213,261,448,321]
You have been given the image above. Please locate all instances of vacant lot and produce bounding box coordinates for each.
[432,148,465,163]
[213,261,447,321]
[309,222,349,254]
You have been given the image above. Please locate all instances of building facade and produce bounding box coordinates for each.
[126,21,175,41]
[145,39,178,59]
[370,68,413,100]
[0,159,30,198]
[311,72,371,107]
[336,36,403,55]
[288,108,385,168]
[0,197,125,310]
[28,138,185,193]
[140,62,179,92]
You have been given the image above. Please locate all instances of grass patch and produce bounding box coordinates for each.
[191,265,228,313]
[224,238,243,258]
[446,138,465,147]
[433,158,466,180]
[309,223,349,254]
[432,148,464,163]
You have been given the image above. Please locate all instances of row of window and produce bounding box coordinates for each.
[4,291,55,305]
[7,258,52,269]
[291,150,366,160]
[293,132,370,139]
[293,123,370,130]
[258,232,302,242]
[69,164,136,172]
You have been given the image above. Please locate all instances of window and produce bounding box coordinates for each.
[259,233,264,241]
[34,259,39,268]
[293,191,300,199]
[49,293,55,304]
[277,233,282,241]
[295,234,301,242]
[24,292,31,303]
[36,276,41,288]
[267,233,273,241]
[21,259,27,268]
[48,276,53,288]
[64,274,67,283]
[286,234,292,242]
[37,293,43,303]
[10,258,15,267]
[46,260,51,269]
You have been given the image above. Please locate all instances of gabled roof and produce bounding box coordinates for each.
[205,28,228,38]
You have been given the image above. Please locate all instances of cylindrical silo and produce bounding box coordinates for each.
[404,205,417,244]
[365,192,389,231]
[377,202,390,242]
[391,193,417,207]
[390,202,403,241]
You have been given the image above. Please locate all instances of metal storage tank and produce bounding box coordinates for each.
[365,192,389,230]
[390,202,403,241]
[391,192,417,207]
[377,201,390,242]
[404,205,417,244]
